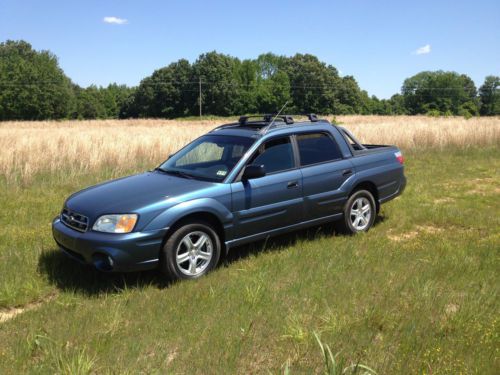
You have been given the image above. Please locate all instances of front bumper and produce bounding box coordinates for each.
[52,217,167,272]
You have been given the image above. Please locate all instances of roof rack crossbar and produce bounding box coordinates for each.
[238,114,294,126]
[239,115,266,125]
[212,114,328,134]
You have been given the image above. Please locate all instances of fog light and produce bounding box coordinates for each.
[92,253,114,271]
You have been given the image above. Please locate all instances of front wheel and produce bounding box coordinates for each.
[341,190,376,234]
[160,222,221,280]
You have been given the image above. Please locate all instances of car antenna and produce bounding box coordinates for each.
[262,101,289,135]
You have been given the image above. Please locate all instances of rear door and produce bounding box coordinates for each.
[295,132,354,221]
[230,136,303,239]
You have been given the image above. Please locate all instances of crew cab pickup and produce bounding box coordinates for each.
[52,115,406,280]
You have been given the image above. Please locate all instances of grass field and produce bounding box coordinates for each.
[0,117,499,374]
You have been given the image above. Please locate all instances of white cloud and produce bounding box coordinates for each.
[103,16,128,25]
[414,44,431,55]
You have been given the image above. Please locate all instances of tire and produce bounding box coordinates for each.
[341,189,376,234]
[160,221,221,281]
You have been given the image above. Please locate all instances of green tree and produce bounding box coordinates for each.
[253,53,291,113]
[401,71,479,115]
[479,75,500,115]
[232,59,259,114]
[74,85,106,119]
[366,95,391,115]
[283,54,340,114]
[387,94,407,115]
[335,76,368,114]
[132,59,194,118]
[69,84,135,119]
[99,84,134,118]
[118,89,139,119]
[0,40,75,120]
[193,52,240,116]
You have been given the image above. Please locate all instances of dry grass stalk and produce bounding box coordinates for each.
[1,116,498,182]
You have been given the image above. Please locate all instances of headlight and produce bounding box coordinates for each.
[92,214,138,233]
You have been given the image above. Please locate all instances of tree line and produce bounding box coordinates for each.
[0,40,498,121]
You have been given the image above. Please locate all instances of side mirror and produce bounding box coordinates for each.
[242,164,266,180]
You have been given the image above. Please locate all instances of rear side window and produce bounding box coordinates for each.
[296,133,342,166]
[249,137,294,174]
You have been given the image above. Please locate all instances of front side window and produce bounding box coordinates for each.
[159,135,255,181]
[248,137,294,174]
[296,133,342,166]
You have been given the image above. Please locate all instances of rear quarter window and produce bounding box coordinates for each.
[296,133,342,166]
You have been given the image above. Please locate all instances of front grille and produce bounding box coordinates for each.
[61,208,89,232]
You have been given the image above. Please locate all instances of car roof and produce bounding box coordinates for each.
[208,117,336,139]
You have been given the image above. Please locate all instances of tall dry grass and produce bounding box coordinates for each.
[1,116,499,183]
[335,115,500,149]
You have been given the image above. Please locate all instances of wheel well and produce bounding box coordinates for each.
[162,212,226,253]
[351,181,380,213]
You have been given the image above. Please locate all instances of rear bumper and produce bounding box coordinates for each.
[379,175,406,204]
[398,175,407,195]
[52,217,167,272]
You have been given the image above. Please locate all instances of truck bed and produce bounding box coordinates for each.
[352,144,398,156]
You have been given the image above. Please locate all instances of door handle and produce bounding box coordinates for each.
[342,169,353,176]
[287,181,299,189]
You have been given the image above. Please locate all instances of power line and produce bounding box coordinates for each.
[0,80,485,91]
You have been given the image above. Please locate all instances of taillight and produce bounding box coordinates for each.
[395,151,404,164]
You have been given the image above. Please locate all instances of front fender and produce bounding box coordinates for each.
[142,198,233,232]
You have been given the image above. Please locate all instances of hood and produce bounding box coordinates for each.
[65,172,215,219]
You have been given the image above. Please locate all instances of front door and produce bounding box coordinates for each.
[230,136,303,240]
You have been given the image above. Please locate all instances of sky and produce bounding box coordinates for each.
[0,0,499,99]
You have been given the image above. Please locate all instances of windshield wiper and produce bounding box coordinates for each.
[153,167,168,173]
[154,168,194,179]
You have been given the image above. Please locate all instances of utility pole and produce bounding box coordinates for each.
[198,77,202,119]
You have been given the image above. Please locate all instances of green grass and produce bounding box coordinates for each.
[0,147,499,374]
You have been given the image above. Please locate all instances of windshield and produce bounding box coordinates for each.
[158,135,255,182]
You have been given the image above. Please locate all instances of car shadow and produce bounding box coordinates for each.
[38,250,170,296]
[223,213,386,264]
[38,214,387,297]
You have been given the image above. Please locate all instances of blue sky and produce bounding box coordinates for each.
[1,0,499,98]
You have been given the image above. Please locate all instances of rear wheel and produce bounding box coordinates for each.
[160,222,221,280]
[341,190,376,234]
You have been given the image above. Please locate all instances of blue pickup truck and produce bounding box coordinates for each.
[52,115,406,280]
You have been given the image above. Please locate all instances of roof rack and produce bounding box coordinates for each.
[212,113,327,133]
[238,114,294,125]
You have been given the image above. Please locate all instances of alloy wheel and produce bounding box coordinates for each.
[175,231,213,276]
[350,197,372,231]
